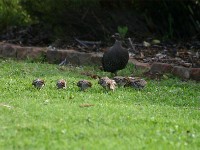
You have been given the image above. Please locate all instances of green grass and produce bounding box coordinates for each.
[0,59,200,150]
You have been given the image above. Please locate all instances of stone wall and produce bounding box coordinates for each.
[150,63,200,81]
[0,42,103,66]
[0,42,199,81]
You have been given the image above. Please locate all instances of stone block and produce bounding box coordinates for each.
[65,51,80,65]
[150,62,173,74]
[0,43,3,55]
[91,53,102,65]
[129,58,150,70]
[190,68,200,81]
[172,66,190,79]
[26,47,46,59]
[2,44,17,58]
[47,50,63,64]
[79,53,92,65]
[16,47,29,59]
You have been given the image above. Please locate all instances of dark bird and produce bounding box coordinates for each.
[77,80,92,91]
[32,79,45,89]
[56,79,67,89]
[98,77,117,91]
[102,33,129,76]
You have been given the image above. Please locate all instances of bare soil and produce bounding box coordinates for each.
[0,10,199,68]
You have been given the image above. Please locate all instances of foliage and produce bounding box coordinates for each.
[0,0,200,40]
[0,59,200,149]
[133,0,200,39]
[19,0,101,37]
[0,0,31,33]
[19,0,200,39]
[117,26,128,39]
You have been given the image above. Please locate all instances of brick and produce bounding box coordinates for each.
[16,47,29,59]
[172,66,190,79]
[129,58,150,70]
[26,47,46,59]
[2,44,17,58]
[91,53,102,65]
[190,68,200,81]
[47,50,63,64]
[150,62,173,74]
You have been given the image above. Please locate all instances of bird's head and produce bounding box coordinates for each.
[111,33,122,41]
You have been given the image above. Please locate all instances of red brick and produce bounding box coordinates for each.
[172,66,190,79]
[129,58,150,70]
[150,62,173,74]
[26,47,46,59]
[2,44,17,58]
[190,68,200,81]
[16,47,29,59]
[91,53,102,65]
[47,50,63,63]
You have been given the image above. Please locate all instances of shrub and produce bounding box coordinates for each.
[1,0,199,40]
[19,0,101,37]
[133,0,200,39]
[0,0,31,33]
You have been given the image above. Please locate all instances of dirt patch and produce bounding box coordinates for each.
[0,9,199,69]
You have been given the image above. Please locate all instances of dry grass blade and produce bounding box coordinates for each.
[79,103,95,108]
[0,103,13,109]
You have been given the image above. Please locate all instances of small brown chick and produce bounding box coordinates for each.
[113,76,128,87]
[77,80,92,91]
[125,77,147,89]
[56,79,67,89]
[98,77,110,89]
[98,77,117,91]
[32,79,45,89]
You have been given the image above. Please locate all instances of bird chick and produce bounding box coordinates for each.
[98,77,110,89]
[32,79,45,89]
[56,79,67,89]
[125,77,147,89]
[98,77,117,91]
[77,80,92,91]
[113,76,128,87]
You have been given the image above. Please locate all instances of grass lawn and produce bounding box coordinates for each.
[0,59,199,150]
